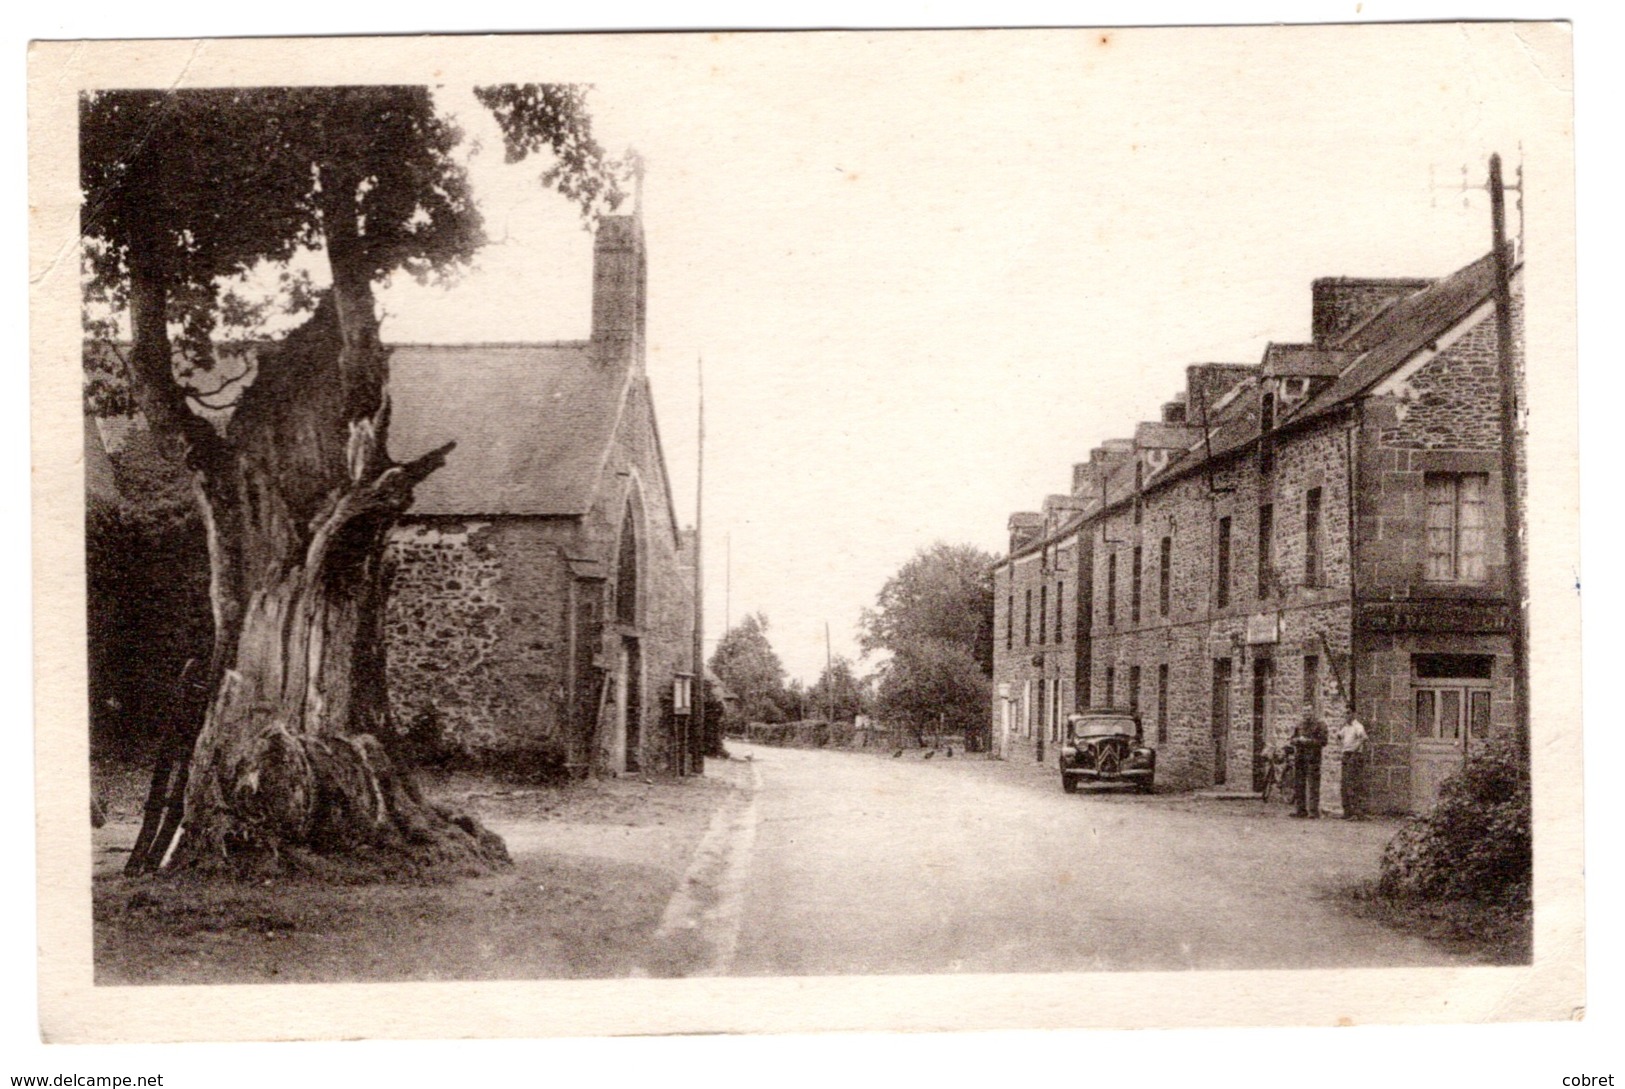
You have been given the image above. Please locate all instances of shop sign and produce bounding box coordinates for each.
[1360,602,1511,634]
[1245,613,1279,645]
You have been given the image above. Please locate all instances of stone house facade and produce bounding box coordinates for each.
[991,250,1523,814]
[384,213,696,776]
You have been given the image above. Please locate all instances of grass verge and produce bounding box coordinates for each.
[1339,880,1532,965]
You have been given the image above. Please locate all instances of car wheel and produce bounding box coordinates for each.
[1062,774,1078,794]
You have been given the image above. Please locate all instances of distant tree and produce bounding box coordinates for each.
[82,85,626,876]
[861,542,996,748]
[872,641,991,746]
[709,612,789,724]
[859,542,995,673]
[807,655,865,723]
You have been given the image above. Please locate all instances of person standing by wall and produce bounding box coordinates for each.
[1339,708,1369,820]
[1293,714,1328,818]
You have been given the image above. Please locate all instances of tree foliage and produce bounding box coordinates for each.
[807,655,866,723]
[860,543,996,745]
[859,541,995,672]
[709,612,789,724]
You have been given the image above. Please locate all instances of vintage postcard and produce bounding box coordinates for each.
[27,23,1580,1054]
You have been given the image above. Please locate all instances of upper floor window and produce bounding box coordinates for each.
[1039,584,1048,645]
[1006,593,1014,650]
[1107,553,1118,627]
[1425,473,1488,582]
[1055,581,1065,643]
[1257,502,1274,599]
[1304,487,1323,587]
[1159,535,1172,616]
[1131,546,1143,623]
[1216,516,1233,608]
[1024,588,1033,645]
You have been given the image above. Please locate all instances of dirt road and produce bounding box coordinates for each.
[91,745,1465,984]
[724,743,1466,975]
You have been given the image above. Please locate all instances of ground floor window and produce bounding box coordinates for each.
[1412,654,1494,741]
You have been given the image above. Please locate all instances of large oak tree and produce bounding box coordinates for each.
[82,85,625,876]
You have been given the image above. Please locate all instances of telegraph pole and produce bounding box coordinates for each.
[1489,153,1529,756]
[690,356,707,776]
[825,621,835,725]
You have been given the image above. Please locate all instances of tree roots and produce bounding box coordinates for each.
[166,718,509,883]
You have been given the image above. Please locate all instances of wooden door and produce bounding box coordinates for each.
[1211,658,1232,786]
[1411,682,1490,811]
[1250,659,1272,792]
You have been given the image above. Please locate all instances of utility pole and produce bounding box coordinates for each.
[690,356,706,776]
[1489,153,1530,757]
[825,621,835,724]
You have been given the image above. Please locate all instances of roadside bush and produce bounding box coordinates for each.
[1378,738,1530,905]
[495,738,571,784]
[86,498,212,761]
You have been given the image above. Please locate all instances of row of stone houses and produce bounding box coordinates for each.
[990,249,1523,814]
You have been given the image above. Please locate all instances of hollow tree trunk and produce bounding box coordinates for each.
[123,203,506,877]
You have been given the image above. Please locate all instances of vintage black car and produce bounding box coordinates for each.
[1059,710,1155,794]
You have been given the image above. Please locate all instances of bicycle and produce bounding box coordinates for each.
[1258,746,1296,804]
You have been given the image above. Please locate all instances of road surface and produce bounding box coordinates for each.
[696,743,1463,976]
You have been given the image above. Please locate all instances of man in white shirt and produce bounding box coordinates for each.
[1339,709,1370,820]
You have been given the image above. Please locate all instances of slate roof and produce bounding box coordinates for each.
[996,249,1511,566]
[387,343,627,517]
[1295,251,1500,421]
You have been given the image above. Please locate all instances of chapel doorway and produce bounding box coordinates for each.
[614,636,643,774]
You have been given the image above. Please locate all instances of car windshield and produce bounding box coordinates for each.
[1070,716,1136,739]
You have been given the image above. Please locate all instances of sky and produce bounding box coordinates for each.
[366,24,1569,682]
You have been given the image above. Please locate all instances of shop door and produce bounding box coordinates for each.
[1411,682,1491,811]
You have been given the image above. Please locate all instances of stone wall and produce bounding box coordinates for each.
[386,518,574,761]
[385,376,694,776]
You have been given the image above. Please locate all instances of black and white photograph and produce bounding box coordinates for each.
[20,14,1591,1082]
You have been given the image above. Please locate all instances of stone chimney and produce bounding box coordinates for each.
[1185,363,1256,424]
[1008,512,1044,554]
[1071,462,1097,499]
[591,214,647,369]
[1311,277,1431,348]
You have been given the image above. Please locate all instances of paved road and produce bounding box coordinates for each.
[720,743,1464,976]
